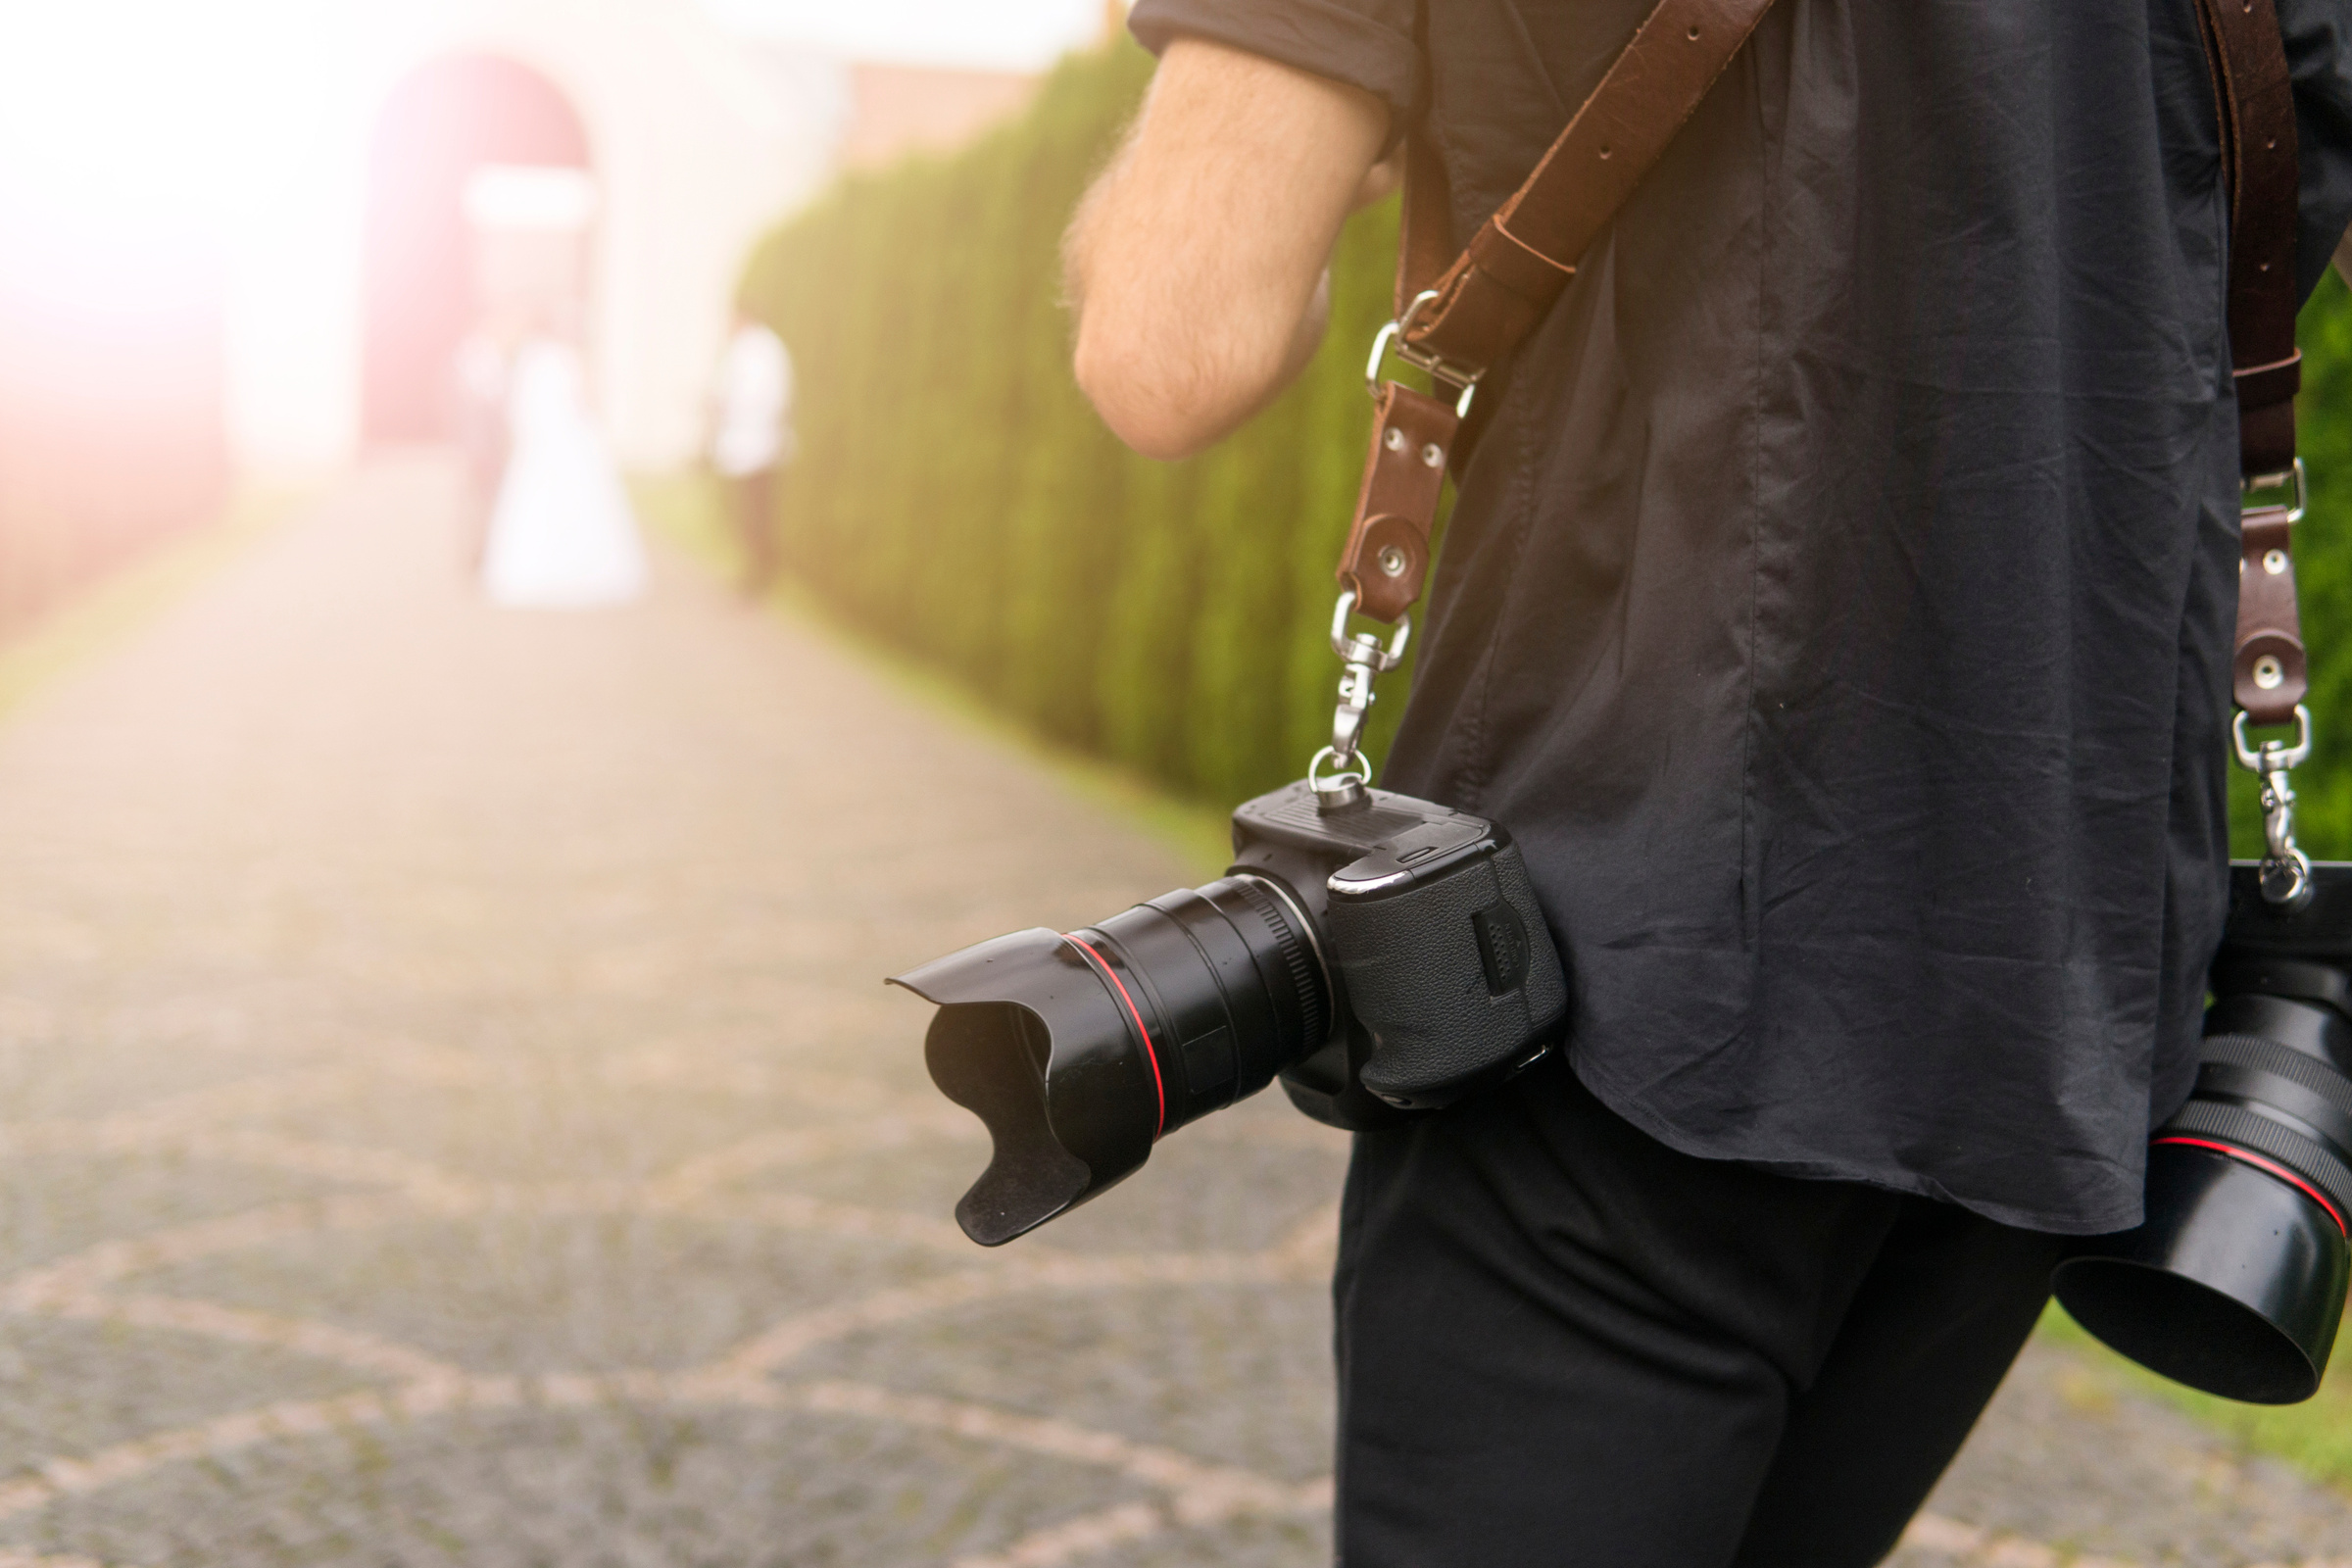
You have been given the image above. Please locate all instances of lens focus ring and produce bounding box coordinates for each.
[2161,1097,2352,1223]
[1229,877,1329,1051]
[2199,1033,2352,1124]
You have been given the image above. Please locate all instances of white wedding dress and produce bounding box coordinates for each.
[480,340,647,608]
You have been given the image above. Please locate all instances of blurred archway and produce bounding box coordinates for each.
[362,54,588,444]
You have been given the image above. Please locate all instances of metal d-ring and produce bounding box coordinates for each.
[1364,290,1479,417]
[2244,457,2310,523]
[2232,705,2312,772]
[1329,590,1411,672]
[1308,745,1373,795]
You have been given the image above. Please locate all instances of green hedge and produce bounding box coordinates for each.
[2263,267,2352,859]
[742,41,1407,806]
[745,39,2352,858]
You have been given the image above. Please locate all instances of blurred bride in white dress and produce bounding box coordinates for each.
[479,336,647,608]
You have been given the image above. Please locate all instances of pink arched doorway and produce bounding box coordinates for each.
[361,54,589,443]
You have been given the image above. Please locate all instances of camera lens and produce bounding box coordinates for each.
[2055,954,2352,1402]
[891,873,1329,1245]
[1082,876,1331,1127]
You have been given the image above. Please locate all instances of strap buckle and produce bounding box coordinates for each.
[1366,290,1479,417]
[2244,457,2308,522]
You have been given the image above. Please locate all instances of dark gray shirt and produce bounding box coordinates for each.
[1131,0,2352,1232]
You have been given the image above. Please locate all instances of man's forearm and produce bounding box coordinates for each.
[1064,38,1392,461]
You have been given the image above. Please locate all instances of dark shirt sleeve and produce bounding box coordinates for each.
[2281,0,2352,299]
[1127,0,1423,125]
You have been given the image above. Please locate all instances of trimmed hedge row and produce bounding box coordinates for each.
[742,41,1407,807]
[744,39,2352,859]
[2277,268,2352,859]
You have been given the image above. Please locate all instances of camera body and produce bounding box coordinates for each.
[1231,782,1565,1123]
[892,780,1568,1245]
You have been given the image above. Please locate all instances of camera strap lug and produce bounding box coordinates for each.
[2234,460,2309,726]
[2231,458,2318,910]
[2234,705,2316,908]
[1314,590,1410,805]
[1337,376,1464,624]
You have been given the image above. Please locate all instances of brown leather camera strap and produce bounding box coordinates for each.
[1344,0,2314,706]
[1399,0,1782,370]
[2202,0,2303,480]
[2199,0,2310,727]
[1339,0,1780,619]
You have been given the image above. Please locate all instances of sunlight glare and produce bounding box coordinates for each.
[0,0,359,234]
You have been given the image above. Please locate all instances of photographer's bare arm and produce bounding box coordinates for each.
[1064,37,1394,460]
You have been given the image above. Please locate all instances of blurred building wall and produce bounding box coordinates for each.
[0,202,228,638]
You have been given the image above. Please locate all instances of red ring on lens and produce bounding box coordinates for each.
[2152,1136,2349,1235]
[1062,934,1166,1139]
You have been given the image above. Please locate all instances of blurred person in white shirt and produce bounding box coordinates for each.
[708,312,793,596]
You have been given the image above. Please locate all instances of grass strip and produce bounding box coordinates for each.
[2037,1301,2352,1494]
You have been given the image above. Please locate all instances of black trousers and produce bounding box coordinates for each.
[1333,1059,2068,1567]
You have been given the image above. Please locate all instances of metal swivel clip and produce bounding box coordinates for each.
[2234,705,2316,908]
[1309,590,1411,807]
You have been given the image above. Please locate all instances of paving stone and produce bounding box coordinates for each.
[800,1280,1338,1482]
[0,1320,385,1475]
[0,1025,329,1125]
[213,1070,869,1186]
[0,1155,346,1276]
[140,1217,961,1375]
[6,1407,1153,1568]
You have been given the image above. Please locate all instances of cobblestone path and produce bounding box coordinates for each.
[0,455,2350,1567]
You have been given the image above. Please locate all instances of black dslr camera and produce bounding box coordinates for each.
[891,779,1568,1245]
[2057,861,2352,1403]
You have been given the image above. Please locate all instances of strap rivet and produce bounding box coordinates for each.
[1377,544,1411,578]
[1384,426,1406,452]
[2265,548,2289,575]
[2255,655,2286,690]
[1422,443,1444,467]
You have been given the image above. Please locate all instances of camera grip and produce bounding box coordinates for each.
[1324,843,1568,1108]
